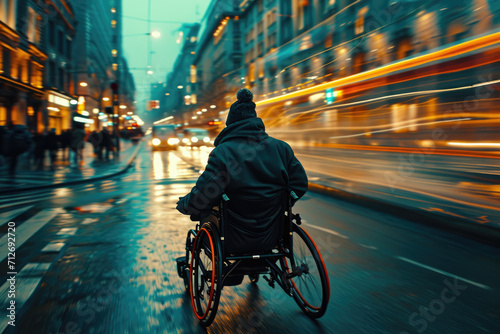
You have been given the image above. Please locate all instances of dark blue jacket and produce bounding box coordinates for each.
[177,117,308,221]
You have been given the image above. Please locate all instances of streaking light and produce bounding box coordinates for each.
[447,142,500,148]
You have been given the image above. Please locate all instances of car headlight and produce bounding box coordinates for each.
[167,138,179,145]
[203,137,210,143]
[191,137,199,143]
[152,138,161,146]
[182,138,189,143]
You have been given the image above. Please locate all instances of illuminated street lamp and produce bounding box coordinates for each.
[177,85,183,89]
[79,82,88,87]
[210,105,216,108]
[150,31,161,38]
[103,97,110,102]
[119,105,127,109]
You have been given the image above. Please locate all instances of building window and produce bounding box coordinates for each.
[27,7,39,44]
[58,30,64,54]
[355,7,368,35]
[112,49,117,57]
[267,32,277,49]
[0,47,3,74]
[111,20,117,28]
[2,0,17,29]
[257,42,263,56]
[49,21,55,46]
[257,20,264,35]
[267,9,276,27]
[257,0,263,13]
[190,65,196,83]
[66,39,72,59]
[59,68,64,90]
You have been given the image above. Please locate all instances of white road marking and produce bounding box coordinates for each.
[41,242,65,252]
[0,200,42,210]
[57,228,78,236]
[0,206,34,227]
[0,209,60,263]
[360,244,378,250]
[0,263,52,333]
[396,256,491,291]
[301,222,349,239]
[81,218,98,225]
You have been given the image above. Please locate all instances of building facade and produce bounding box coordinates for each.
[0,0,47,130]
[160,0,499,126]
[43,0,76,134]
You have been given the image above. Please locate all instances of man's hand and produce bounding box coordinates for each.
[176,196,188,214]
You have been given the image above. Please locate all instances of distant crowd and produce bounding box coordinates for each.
[0,124,118,177]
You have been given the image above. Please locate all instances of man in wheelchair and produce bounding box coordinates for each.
[176,89,329,326]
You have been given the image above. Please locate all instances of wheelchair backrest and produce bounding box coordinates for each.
[220,191,290,255]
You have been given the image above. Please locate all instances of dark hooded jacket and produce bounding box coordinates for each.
[177,117,308,222]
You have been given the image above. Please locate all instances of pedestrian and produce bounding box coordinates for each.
[100,127,112,161]
[69,125,86,166]
[176,88,308,253]
[2,123,33,177]
[88,130,102,161]
[33,131,46,170]
[59,129,71,161]
[45,128,58,168]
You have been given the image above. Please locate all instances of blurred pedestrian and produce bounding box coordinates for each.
[59,129,71,161]
[100,127,112,161]
[33,131,46,170]
[88,130,102,161]
[45,128,58,168]
[69,125,86,166]
[2,123,32,177]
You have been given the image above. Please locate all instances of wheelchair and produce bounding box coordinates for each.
[176,191,330,327]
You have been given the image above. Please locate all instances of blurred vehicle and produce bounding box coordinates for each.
[181,128,212,147]
[151,124,179,150]
[121,123,144,142]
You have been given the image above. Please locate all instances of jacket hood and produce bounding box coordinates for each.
[214,117,268,147]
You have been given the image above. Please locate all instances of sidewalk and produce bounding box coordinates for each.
[0,139,142,194]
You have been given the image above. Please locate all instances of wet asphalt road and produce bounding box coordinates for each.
[1,143,499,334]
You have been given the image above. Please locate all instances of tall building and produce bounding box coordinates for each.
[159,23,200,124]
[189,0,242,124]
[0,0,47,130]
[71,0,116,130]
[43,0,76,134]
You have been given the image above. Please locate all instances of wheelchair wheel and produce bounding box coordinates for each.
[283,224,330,318]
[189,223,222,327]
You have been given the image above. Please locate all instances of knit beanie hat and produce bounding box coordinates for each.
[226,88,257,125]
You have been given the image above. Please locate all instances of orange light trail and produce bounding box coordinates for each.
[256,31,500,107]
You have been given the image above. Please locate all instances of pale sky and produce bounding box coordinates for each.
[122,0,210,117]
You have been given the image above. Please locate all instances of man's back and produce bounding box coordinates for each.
[214,117,306,201]
[177,88,307,222]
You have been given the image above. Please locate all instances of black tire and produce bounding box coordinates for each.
[282,224,330,318]
[189,223,222,327]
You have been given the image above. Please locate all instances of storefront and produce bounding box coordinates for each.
[46,91,73,134]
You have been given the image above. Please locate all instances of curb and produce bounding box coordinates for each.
[308,182,500,246]
[0,141,143,195]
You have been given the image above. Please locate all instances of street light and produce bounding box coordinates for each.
[177,85,183,89]
[210,105,216,108]
[150,31,161,38]
[79,82,88,87]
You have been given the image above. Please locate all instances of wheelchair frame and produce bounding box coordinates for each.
[176,192,330,327]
